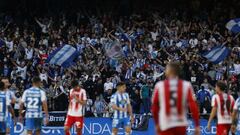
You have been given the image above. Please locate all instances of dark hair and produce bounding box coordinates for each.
[216,81,227,91]
[116,82,126,87]
[1,77,9,81]
[32,76,41,84]
[0,81,4,90]
[167,61,181,76]
[71,80,79,88]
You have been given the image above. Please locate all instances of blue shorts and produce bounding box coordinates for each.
[25,118,43,131]
[0,122,6,133]
[112,118,131,128]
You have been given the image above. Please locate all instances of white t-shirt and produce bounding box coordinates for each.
[104,82,113,92]
[25,48,33,60]
[234,64,240,75]
[189,38,198,48]
[5,40,13,52]
[17,66,27,80]
[39,73,48,83]
[148,44,153,53]
[42,39,48,46]
[14,97,21,110]
[150,31,158,41]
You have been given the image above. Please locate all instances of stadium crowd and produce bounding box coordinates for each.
[0,2,240,118]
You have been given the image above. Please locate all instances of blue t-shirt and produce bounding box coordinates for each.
[197,89,211,103]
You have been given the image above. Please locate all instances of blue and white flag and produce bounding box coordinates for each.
[117,26,131,41]
[226,18,240,33]
[202,46,230,64]
[104,40,123,60]
[46,44,79,68]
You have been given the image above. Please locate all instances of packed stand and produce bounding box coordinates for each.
[0,7,240,118]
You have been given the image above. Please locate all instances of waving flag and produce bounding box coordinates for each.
[226,18,240,33]
[104,40,123,60]
[117,26,131,41]
[202,46,230,64]
[46,44,79,68]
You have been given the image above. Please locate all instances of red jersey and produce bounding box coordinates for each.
[211,93,235,124]
[67,88,87,117]
[151,79,199,131]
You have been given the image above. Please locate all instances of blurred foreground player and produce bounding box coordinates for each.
[64,80,87,135]
[1,77,16,135]
[110,82,133,135]
[151,62,200,135]
[0,81,15,135]
[207,81,235,135]
[19,77,49,135]
[231,96,240,134]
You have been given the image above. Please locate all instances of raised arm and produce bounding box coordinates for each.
[107,30,118,41]
[35,18,44,27]
[11,59,20,67]
[47,18,52,28]
[2,22,10,32]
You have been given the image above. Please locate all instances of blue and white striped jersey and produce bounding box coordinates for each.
[110,92,130,119]
[234,97,240,112]
[6,90,15,101]
[0,91,10,122]
[6,90,16,118]
[21,87,47,118]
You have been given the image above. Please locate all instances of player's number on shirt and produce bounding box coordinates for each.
[221,99,230,113]
[27,98,39,109]
[169,90,177,107]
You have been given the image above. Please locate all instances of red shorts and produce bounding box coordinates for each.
[159,126,186,135]
[64,115,84,129]
[216,124,231,135]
